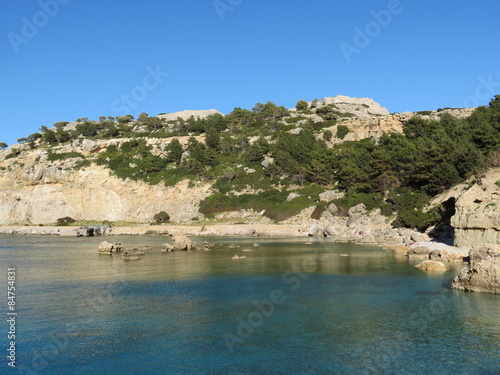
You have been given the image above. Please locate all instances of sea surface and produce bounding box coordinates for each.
[0,235,499,375]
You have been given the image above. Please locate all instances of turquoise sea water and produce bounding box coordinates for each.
[0,235,499,375]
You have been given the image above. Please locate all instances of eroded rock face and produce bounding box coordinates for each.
[0,162,211,225]
[451,168,500,247]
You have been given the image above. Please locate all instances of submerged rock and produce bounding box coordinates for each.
[414,260,447,272]
[231,255,246,260]
[121,255,141,261]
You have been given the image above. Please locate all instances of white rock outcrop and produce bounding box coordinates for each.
[158,109,222,122]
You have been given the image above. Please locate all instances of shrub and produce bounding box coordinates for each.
[323,130,333,142]
[295,100,309,111]
[56,217,76,226]
[153,211,170,223]
[310,203,327,220]
[415,110,433,116]
[47,151,84,162]
[336,125,350,139]
[392,209,435,231]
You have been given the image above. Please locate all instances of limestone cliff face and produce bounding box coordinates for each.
[0,148,211,225]
[450,168,500,247]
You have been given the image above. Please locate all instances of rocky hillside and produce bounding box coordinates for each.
[0,95,497,247]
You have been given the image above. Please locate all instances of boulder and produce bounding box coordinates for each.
[319,190,345,202]
[82,139,100,154]
[468,245,500,264]
[307,223,323,237]
[429,249,450,261]
[385,245,408,256]
[348,203,366,215]
[172,235,197,251]
[410,232,429,243]
[407,246,432,258]
[161,243,174,252]
[98,241,123,253]
[326,203,338,215]
[451,257,500,294]
[346,213,362,227]
[414,260,447,272]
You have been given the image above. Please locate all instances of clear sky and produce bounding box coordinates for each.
[1,0,500,146]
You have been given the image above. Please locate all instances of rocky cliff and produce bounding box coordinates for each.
[449,168,500,247]
[0,145,211,224]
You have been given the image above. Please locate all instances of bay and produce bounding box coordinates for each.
[0,235,499,375]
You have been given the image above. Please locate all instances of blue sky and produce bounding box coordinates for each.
[1,0,500,146]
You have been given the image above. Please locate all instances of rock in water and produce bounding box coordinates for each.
[98,241,123,253]
[414,260,447,272]
[161,243,174,252]
[451,257,500,294]
[172,235,197,251]
[121,255,141,261]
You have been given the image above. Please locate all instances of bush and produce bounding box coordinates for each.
[153,211,170,223]
[47,151,84,162]
[295,100,309,111]
[310,203,327,220]
[56,217,76,226]
[323,130,333,142]
[336,125,350,139]
[392,209,435,231]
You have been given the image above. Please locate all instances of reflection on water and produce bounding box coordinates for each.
[0,235,499,375]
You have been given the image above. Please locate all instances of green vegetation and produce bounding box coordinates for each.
[153,211,170,223]
[199,189,316,222]
[47,151,85,162]
[56,217,76,226]
[336,125,350,140]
